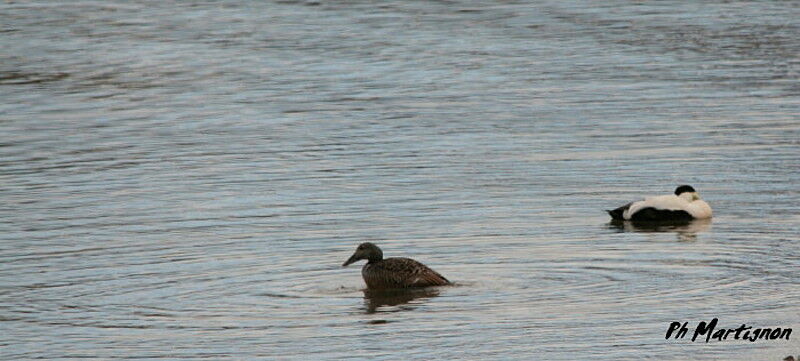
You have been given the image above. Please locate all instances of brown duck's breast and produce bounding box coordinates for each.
[362,257,449,289]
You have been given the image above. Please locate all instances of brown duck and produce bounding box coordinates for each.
[342,242,450,289]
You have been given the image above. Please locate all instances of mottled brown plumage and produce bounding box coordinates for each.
[342,242,450,290]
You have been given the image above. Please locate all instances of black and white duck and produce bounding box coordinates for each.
[608,185,712,222]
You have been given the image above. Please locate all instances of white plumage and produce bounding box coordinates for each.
[624,194,712,219]
[609,185,712,222]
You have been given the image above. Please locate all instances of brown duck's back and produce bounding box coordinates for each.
[362,257,450,289]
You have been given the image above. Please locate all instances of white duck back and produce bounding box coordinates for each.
[624,194,712,219]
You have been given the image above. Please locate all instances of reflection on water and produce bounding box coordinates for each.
[362,288,442,314]
[608,219,713,241]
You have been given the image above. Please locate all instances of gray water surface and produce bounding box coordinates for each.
[1,1,799,360]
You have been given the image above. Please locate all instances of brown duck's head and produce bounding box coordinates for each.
[342,242,383,266]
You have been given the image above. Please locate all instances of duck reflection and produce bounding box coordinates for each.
[362,287,441,314]
[608,218,712,241]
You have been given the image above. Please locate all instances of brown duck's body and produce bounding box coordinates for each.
[343,242,450,290]
[362,257,450,290]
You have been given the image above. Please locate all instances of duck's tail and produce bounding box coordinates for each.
[607,203,631,220]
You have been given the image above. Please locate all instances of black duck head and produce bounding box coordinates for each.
[674,185,700,201]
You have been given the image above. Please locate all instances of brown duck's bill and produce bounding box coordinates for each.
[342,254,359,267]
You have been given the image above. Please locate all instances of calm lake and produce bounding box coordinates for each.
[1,1,799,360]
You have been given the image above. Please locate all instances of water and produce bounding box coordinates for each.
[1,1,799,360]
